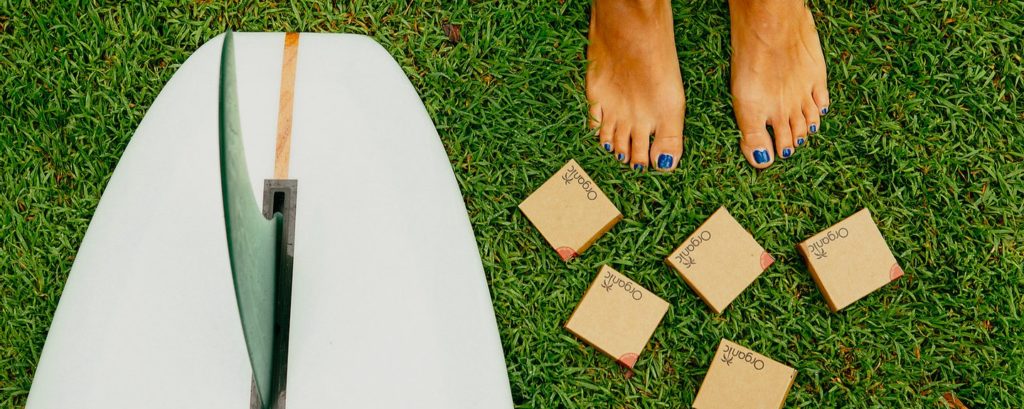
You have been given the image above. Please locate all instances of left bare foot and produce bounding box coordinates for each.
[729,0,830,168]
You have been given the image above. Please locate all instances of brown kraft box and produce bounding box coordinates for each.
[797,208,903,312]
[665,207,774,314]
[565,265,669,369]
[519,159,622,261]
[692,339,797,409]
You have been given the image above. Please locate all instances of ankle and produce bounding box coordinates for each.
[730,0,805,18]
[595,0,668,18]
[730,0,808,38]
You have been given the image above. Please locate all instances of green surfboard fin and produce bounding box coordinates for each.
[218,30,281,408]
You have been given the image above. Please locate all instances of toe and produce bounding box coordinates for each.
[612,122,632,164]
[771,118,796,160]
[801,99,820,146]
[589,104,603,133]
[601,115,618,155]
[630,125,653,171]
[592,105,614,152]
[737,107,774,168]
[741,129,775,169]
[788,112,807,155]
[649,118,683,171]
[812,85,830,115]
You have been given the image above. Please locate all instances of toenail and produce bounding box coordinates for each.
[657,154,674,169]
[821,107,829,115]
[603,143,612,152]
[797,137,806,146]
[633,163,644,171]
[753,149,770,164]
[617,153,625,162]
[782,148,792,158]
[809,124,817,134]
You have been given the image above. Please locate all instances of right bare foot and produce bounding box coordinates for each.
[729,0,830,168]
[586,0,685,172]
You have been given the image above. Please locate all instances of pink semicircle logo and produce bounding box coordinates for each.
[890,263,904,281]
[617,353,639,369]
[556,247,579,262]
[760,252,775,270]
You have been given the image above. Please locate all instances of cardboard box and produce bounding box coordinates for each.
[665,207,774,314]
[692,339,797,409]
[565,265,669,369]
[797,208,903,312]
[519,159,622,261]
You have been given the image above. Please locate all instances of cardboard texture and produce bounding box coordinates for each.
[519,159,622,261]
[565,265,669,369]
[692,339,797,409]
[797,208,903,312]
[665,207,774,314]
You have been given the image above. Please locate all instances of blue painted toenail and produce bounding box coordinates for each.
[782,148,792,158]
[821,107,829,115]
[603,143,612,152]
[657,154,674,169]
[753,149,770,164]
[633,163,643,171]
[809,124,817,133]
[797,137,805,146]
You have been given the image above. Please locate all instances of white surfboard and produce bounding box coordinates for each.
[27,32,513,408]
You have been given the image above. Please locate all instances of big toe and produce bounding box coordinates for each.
[649,118,683,171]
[741,129,775,169]
[736,109,775,168]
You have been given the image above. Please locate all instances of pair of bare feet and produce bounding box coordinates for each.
[586,0,830,170]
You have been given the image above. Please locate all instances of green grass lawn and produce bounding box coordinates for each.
[2,1,1022,407]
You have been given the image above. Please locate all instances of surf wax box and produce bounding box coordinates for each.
[692,339,797,409]
[565,265,669,370]
[519,159,622,261]
[797,208,903,312]
[665,207,774,314]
